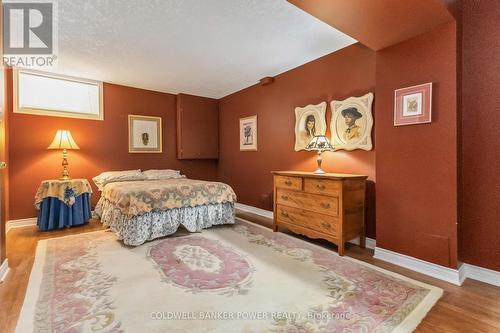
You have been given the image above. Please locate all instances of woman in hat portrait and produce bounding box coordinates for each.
[341,107,363,142]
[330,92,373,151]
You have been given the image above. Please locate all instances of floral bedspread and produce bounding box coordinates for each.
[101,178,237,216]
[35,179,93,208]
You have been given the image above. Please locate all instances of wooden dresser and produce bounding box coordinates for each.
[272,171,368,256]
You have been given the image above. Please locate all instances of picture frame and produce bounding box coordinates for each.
[294,102,327,151]
[394,82,432,126]
[240,115,258,151]
[128,115,162,153]
[330,92,374,151]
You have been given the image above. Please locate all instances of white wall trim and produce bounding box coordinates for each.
[374,247,500,287]
[6,217,37,233]
[348,237,376,250]
[0,259,9,283]
[461,263,500,287]
[235,202,274,219]
[374,247,464,285]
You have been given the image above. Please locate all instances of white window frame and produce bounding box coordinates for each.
[13,68,104,120]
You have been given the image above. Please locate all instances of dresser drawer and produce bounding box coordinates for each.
[275,175,303,191]
[304,178,341,197]
[276,205,338,237]
[276,189,339,216]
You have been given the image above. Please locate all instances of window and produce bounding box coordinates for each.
[14,69,103,120]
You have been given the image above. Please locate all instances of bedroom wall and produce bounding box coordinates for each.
[460,1,500,271]
[0,68,7,263]
[218,43,377,239]
[6,69,218,220]
[375,22,458,268]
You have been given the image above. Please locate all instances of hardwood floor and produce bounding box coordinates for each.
[0,220,106,333]
[1,212,499,333]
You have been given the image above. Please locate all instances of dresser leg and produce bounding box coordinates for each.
[338,243,345,256]
[272,223,278,232]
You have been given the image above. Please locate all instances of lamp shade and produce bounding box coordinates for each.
[47,130,80,150]
[306,135,333,151]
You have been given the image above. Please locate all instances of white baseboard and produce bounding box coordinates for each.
[461,263,500,287]
[6,217,37,233]
[374,247,464,285]
[348,237,376,250]
[374,247,500,287]
[235,202,274,219]
[0,259,9,283]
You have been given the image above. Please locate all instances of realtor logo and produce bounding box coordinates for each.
[2,0,58,67]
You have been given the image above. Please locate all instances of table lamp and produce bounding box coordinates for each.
[47,130,80,180]
[306,135,333,174]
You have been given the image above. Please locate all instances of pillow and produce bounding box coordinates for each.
[92,170,146,190]
[142,169,184,180]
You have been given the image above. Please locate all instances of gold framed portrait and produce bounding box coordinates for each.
[128,115,162,153]
[330,93,374,151]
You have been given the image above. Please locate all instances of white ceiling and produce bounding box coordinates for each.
[51,0,356,98]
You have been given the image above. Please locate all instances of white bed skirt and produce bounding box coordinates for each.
[94,198,235,246]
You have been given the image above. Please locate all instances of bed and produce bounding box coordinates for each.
[93,171,237,246]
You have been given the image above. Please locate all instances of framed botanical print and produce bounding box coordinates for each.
[294,102,327,151]
[240,115,257,151]
[394,83,432,126]
[330,93,374,151]
[128,115,162,153]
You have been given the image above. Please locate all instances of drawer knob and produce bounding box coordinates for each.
[281,195,289,200]
[321,222,331,229]
[316,184,326,190]
[281,210,289,218]
[320,202,331,209]
[284,180,292,186]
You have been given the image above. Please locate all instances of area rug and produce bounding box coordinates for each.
[16,218,442,333]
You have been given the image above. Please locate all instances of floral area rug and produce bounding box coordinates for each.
[16,218,442,333]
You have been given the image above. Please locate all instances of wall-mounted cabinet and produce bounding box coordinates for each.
[176,93,219,159]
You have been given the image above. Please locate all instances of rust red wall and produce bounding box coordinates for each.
[7,70,218,220]
[219,44,377,238]
[375,22,458,268]
[461,2,500,271]
[0,69,8,263]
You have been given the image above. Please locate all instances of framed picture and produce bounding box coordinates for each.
[128,115,162,153]
[394,83,432,126]
[240,115,257,151]
[294,102,327,151]
[330,92,374,151]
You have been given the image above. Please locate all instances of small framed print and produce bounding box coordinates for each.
[394,83,432,126]
[128,115,162,153]
[240,115,257,151]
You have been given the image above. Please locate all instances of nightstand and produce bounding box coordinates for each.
[35,178,93,231]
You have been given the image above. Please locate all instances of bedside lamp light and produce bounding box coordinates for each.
[306,135,333,174]
[47,130,80,180]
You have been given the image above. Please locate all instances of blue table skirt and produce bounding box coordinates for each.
[37,193,91,231]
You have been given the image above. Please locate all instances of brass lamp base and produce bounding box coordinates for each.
[314,150,326,174]
[59,149,72,180]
